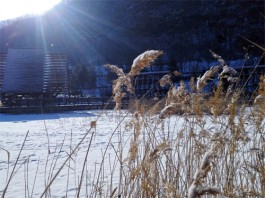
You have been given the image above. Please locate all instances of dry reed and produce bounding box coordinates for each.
[2,49,265,198]
[105,50,163,110]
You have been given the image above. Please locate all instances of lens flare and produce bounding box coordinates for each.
[0,0,62,21]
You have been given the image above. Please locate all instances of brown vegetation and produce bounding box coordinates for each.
[1,49,265,198]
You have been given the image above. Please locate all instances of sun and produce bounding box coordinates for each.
[0,0,62,21]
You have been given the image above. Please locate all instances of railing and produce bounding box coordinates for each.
[133,65,265,98]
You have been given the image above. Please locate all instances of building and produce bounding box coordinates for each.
[0,52,7,92]
[0,48,68,105]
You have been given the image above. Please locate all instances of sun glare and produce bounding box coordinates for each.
[0,0,62,21]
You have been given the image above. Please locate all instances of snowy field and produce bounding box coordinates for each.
[0,108,263,197]
[0,110,133,197]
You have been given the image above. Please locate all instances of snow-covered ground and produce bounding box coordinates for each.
[0,109,263,197]
[0,110,132,197]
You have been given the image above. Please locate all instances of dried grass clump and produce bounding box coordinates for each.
[172,82,189,110]
[159,71,182,88]
[207,83,226,116]
[219,65,238,79]
[105,50,163,110]
[128,50,163,77]
[159,80,189,119]
[159,50,241,120]
[188,146,220,198]
[128,111,142,163]
[254,76,265,102]
[254,94,265,105]
[159,103,177,119]
[159,74,173,88]
[104,64,126,78]
[253,76,265,124]
[149,141,171,162]
[197,66,219,92]
[105,64,133,110]
[209,49,227,67]
[210,50,239,96]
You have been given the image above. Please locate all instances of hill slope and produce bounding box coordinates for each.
[0,0,264,66]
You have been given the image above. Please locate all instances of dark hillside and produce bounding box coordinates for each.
[0,0,264,66]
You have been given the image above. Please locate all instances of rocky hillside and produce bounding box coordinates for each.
[0,0,264,68]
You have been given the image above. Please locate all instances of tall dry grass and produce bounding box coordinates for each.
[1,49,265,198]
[103,49,265,198]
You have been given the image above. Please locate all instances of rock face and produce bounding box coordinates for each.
[0,0,264,67]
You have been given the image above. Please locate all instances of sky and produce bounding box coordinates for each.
[0,0,62,21]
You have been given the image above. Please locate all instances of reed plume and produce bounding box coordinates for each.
[209,49,227,68]
[188,145,220,198]
[105,50,163,110]
[159,74,173,88]
[196,66,219,92]
[128,50,163,77]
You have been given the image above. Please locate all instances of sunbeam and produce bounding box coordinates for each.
[0,0,62,21]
